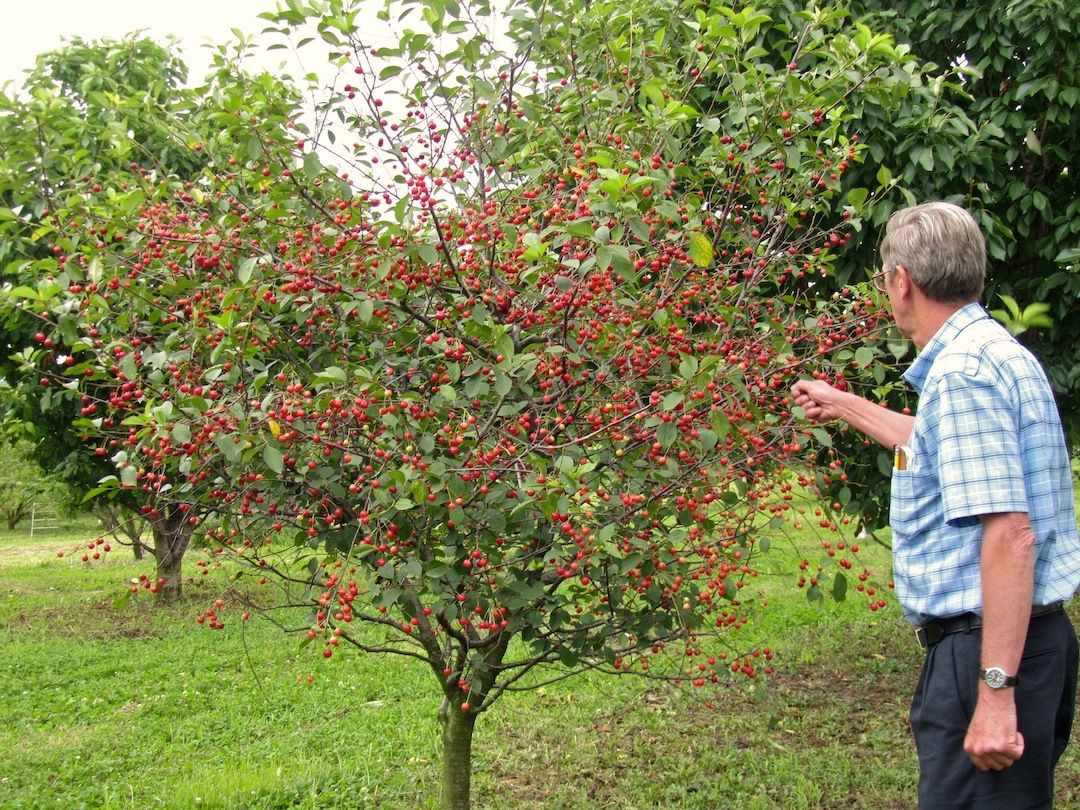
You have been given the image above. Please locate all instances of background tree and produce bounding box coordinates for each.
[0,36,308,599]
[0,37,201,595]
[837,0,1080,430]
[0,441,65,530]
[749,0,1080,538]
[9,0,916,806]
[0,36,198,362]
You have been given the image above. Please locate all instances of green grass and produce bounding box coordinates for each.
[1,518,1077,809]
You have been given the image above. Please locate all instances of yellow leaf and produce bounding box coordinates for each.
[268,418,281,437]
[688,233,714,268]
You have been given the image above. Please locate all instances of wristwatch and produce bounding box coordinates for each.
[980,667,1019,689]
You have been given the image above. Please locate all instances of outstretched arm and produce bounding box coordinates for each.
[791,378,914,450]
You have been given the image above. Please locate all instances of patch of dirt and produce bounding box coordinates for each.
[3,598,165,639]
[482,628,891,806]
[481,613,1080,809]
[0,542,67,566]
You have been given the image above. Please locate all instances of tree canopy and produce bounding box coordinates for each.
[0,1,926,806]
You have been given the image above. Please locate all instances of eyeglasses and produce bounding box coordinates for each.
[870,268,890,293]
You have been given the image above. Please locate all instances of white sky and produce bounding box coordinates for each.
[1,0,504,174]
[0,1,289,87]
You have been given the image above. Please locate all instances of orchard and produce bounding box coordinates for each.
[2,0,921,806]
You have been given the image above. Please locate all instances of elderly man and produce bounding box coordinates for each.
[792,201,1080,808]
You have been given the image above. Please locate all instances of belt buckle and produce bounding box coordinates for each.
[915,626,928,650]
[915,622,944,650]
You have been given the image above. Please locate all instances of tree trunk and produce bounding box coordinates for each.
[439,700,477,810]
[6,499,31,530]
[148,507,193,602]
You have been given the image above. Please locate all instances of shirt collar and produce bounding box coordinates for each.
[902,302,988,394]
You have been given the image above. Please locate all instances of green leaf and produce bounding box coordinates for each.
[313,366,347,386]
[237,257,257,284]
[698,428,718,452]
[997,294,1021,320]
[640,81,666,109]
[470,304,491,325]
[661,392,683,411]
[521,232,547,262]
[120,465,138,487]
[302,152,323,181]
[152,402,174,424]
[656,421,678,448]
[121,354,137,381]
[678,356,698,379]
[1021,301,1052,322]
[214,434,241,463]
[846,187,869,209]
[1053,247,1080,264]
[915,146,934,172]
[1025,130,1042,155]
[355,298,374,323]
[263,444,284,475]
[607,246,634,279]
[810,427,833,448]
[831,572,848,602]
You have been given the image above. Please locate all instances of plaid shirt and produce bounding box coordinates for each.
[891,303,1080,622]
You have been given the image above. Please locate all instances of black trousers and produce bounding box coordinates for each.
[910,610,1078,809]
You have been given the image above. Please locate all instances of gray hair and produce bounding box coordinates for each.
[880,201,985,302]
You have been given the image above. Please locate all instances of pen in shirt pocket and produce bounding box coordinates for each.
[894,444,913,471]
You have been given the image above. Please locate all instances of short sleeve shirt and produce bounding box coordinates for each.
[890,303,1080,622]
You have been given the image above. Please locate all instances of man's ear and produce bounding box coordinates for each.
[893,265,911,297]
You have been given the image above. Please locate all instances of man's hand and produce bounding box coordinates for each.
[790,379,915,450]
[791,379,847,423]
[964,691,1024,771]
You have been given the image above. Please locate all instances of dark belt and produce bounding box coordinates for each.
[915,602,1065,650]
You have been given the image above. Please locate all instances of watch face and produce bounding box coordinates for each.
[984,668,1008,689]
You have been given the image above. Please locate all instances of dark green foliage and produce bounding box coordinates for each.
[839,0,1080,433]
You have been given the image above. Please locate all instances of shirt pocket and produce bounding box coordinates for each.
[890,463,938,543]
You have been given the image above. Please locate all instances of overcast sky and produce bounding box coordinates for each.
[0,0,332,88]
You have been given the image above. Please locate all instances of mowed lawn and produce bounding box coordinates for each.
[1,516,1078,809]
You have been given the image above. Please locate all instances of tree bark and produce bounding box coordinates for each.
[439,700,477,810]
[148,507,193,602]
[4,498,31,530]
